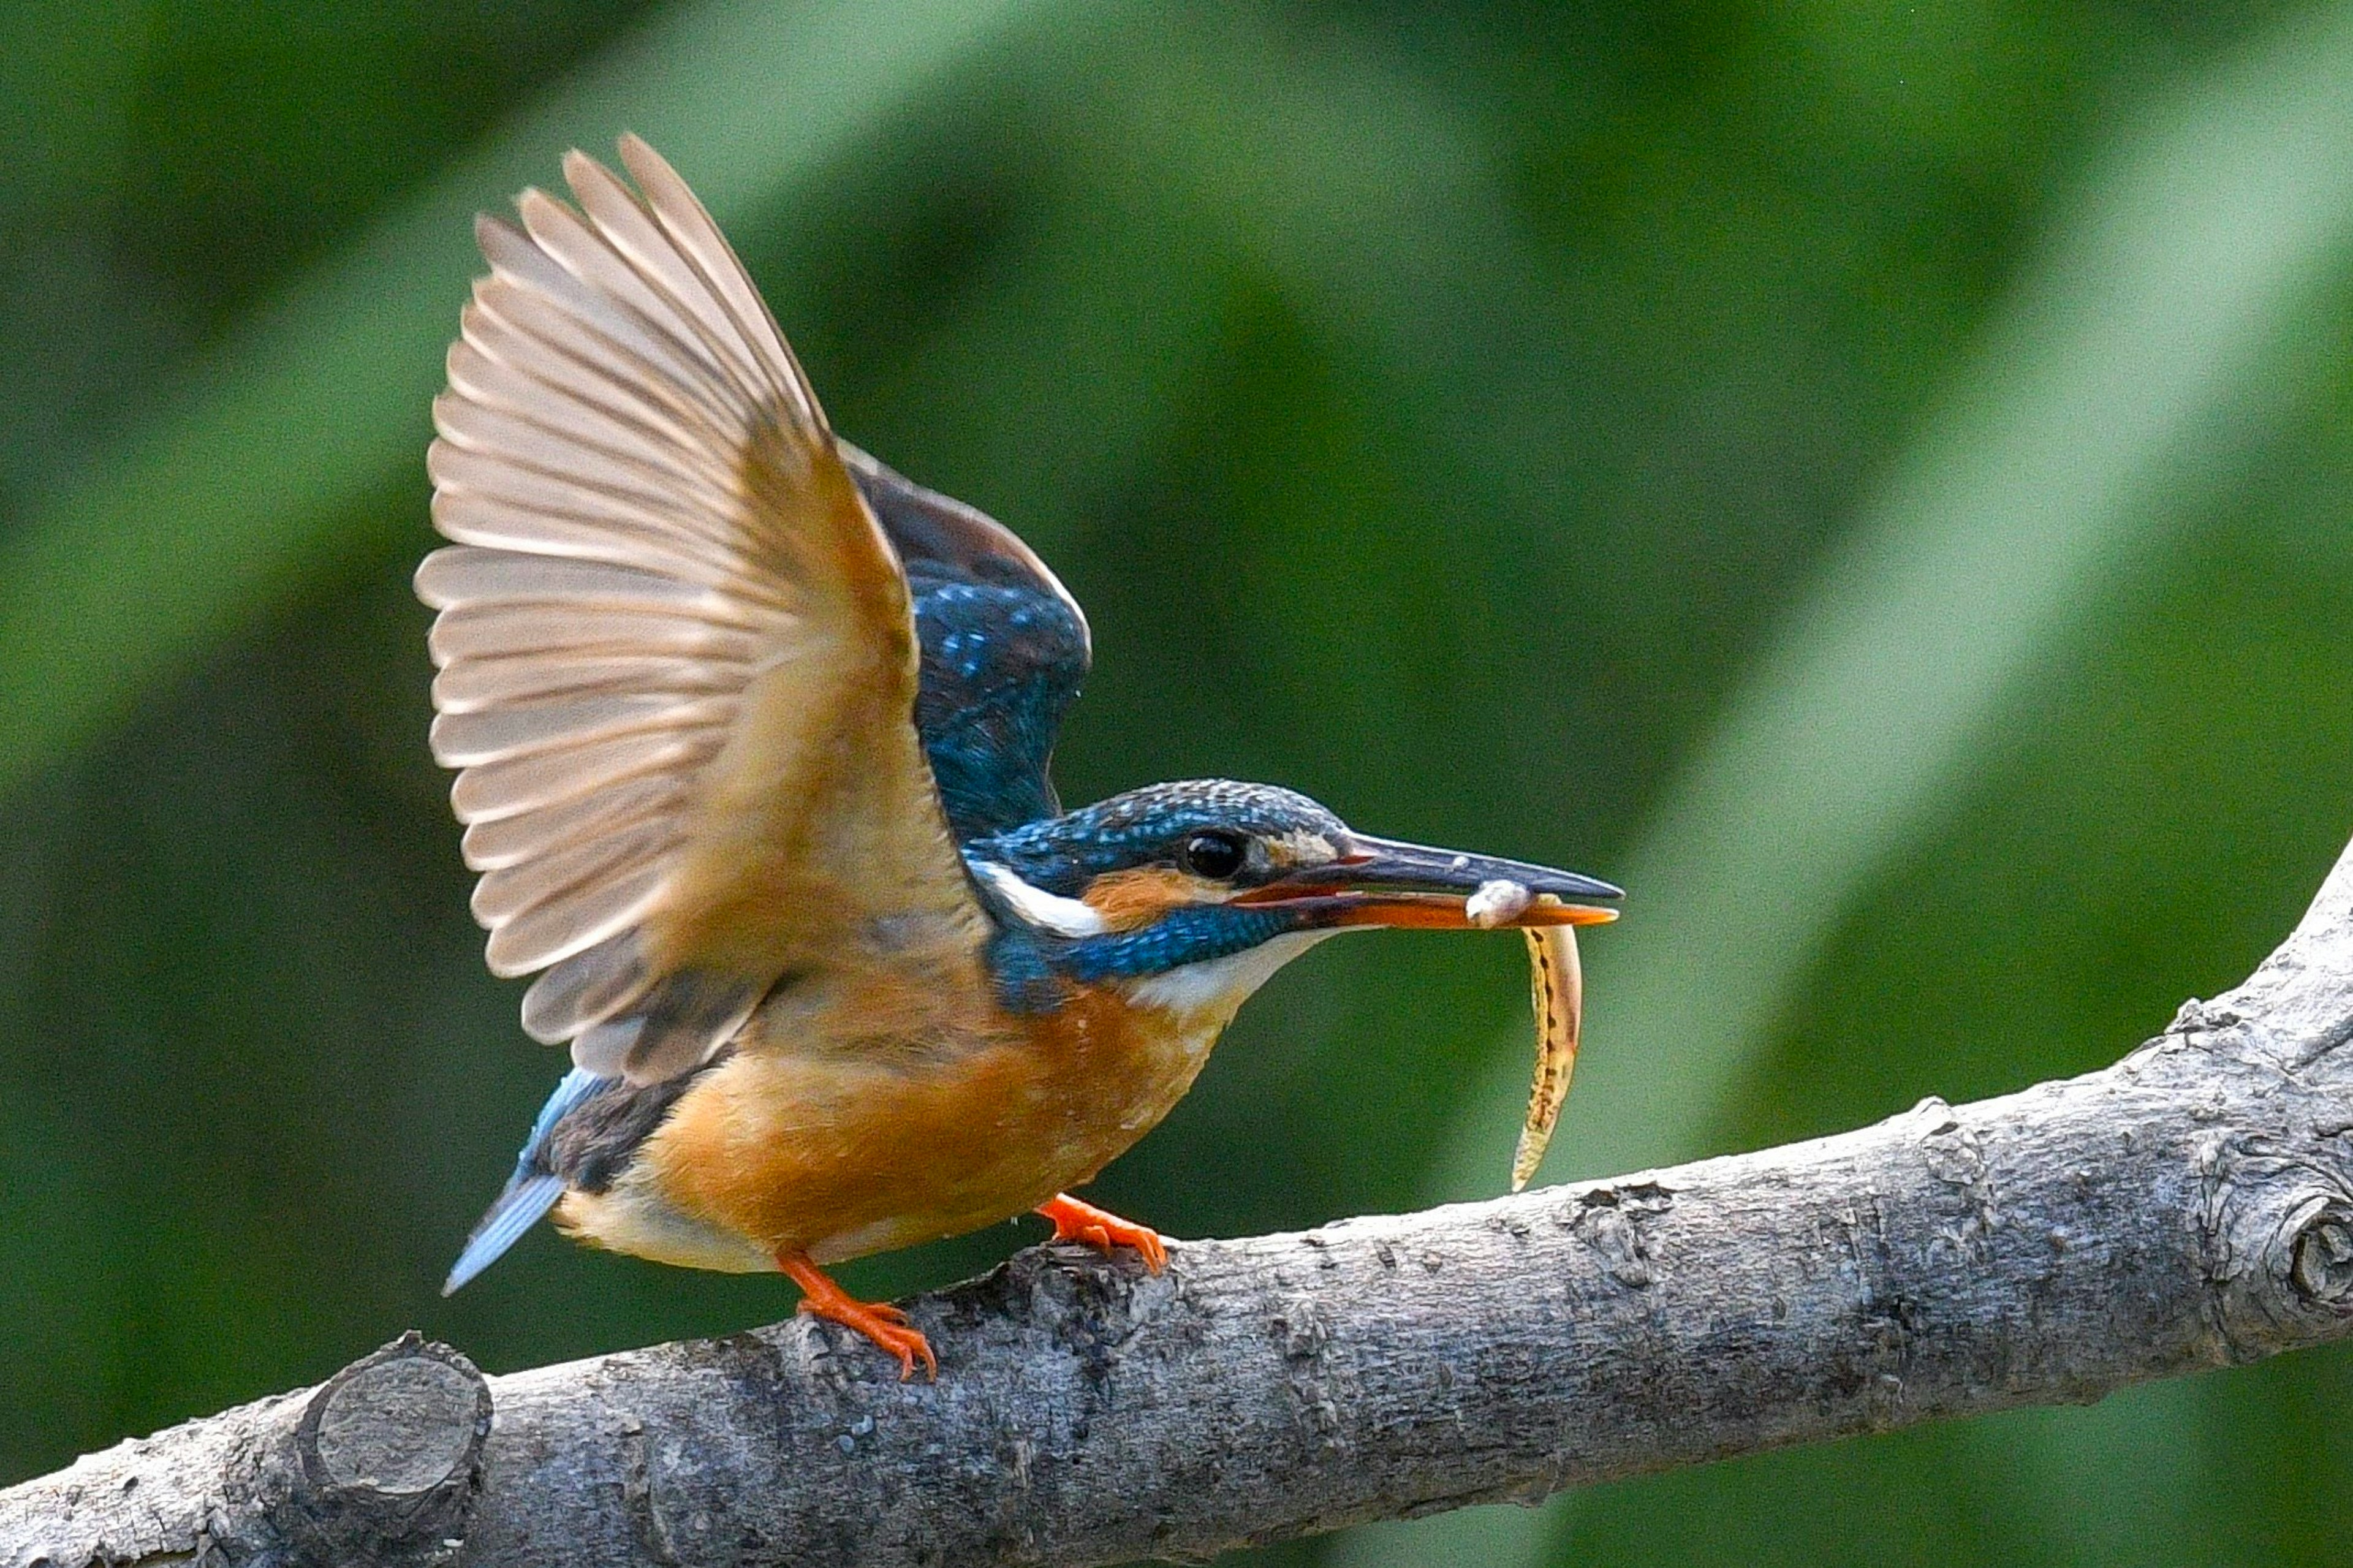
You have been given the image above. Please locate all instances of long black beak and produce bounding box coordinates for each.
[1230,833,1622,930]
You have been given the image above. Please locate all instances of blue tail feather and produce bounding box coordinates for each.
[442,1174,566,1295]
[442,1067,612,1295]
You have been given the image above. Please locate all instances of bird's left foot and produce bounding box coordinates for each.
[1036,1192,1169,1273]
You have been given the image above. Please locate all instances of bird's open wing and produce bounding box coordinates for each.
[842,448,1091,839]
[419,137,981,1085]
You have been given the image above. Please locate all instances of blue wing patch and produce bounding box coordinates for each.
[846,446,1090,839]
[908,574,1086,835]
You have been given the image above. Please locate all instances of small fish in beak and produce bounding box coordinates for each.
[1514,923,1583,1192]
[1457,877,1585,1189]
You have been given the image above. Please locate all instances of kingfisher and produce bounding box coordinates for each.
[420,137,1621,1378]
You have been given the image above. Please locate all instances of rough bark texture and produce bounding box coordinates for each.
[13,839,2353,1567]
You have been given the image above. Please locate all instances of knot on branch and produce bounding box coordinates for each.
[2197,1137,2353,1357]
[2285,1196,2353,1306]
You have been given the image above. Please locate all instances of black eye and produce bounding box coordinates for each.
[1180,830,1249,879]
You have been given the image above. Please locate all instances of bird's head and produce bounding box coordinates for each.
[963,780,1620,1017]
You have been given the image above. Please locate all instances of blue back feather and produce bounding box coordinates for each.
[849,453,1089,840]
[907,572,1086,838]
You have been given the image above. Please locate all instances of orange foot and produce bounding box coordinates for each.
[778,1251,937,1381]
[1036,1192,1169,1274]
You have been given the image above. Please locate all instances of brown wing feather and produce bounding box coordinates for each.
[422,136,983,1083]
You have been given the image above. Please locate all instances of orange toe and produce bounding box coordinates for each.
[1036,1192,1169,1273]
[778,1251,937,1380]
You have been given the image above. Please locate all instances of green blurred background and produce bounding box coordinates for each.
[6,0,2353,1561]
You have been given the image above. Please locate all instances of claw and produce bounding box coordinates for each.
[1036,1192,1169,1273]
[778,1251,937,1380]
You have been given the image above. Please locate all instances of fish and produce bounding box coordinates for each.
[1512,914,1583,1192]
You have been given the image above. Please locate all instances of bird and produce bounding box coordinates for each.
[420,135,1621,1379]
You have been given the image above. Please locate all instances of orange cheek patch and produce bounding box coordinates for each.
[1082,866,1222,932]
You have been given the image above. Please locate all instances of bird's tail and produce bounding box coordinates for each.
[441,1066,612,1295]
[443,1173,566,1295]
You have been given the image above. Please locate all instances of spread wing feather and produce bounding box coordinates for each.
[422,135,982,1083]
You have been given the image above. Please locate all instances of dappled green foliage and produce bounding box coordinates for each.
[4,2,2352,1564]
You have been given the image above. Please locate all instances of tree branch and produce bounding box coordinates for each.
[14,838,2353,1568]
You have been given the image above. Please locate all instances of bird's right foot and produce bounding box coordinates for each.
[778,1250,937,1380]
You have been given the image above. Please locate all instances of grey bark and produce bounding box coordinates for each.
[13,839,2353,1568]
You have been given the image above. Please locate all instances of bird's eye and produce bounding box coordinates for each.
[1180,830,1249,880]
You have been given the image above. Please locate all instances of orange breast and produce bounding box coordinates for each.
[612,976,1227,1265]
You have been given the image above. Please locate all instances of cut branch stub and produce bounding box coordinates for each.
[260,1332,493,1564]
[279,1331,493,1561]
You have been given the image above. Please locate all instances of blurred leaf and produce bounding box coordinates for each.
[0,0,148,218]
[0,0,1053,793]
